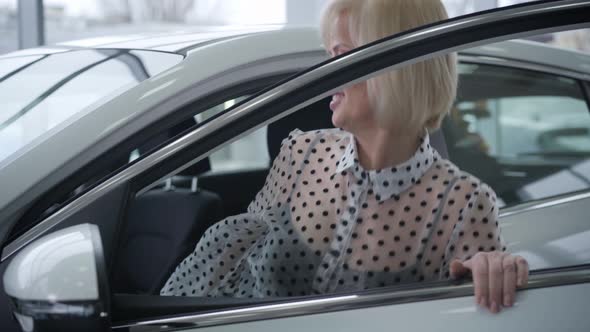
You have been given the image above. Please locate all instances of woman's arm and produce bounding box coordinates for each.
[247,129,302,215]
[160,130,303,297]
[441,183,529,313]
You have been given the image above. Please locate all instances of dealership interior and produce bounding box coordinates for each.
[1,0,589,53]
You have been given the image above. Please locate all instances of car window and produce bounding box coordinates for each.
[129,96,271,172]
[445,63,590,207]
[200,96,271,172]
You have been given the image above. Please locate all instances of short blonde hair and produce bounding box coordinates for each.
[320,0,458,132]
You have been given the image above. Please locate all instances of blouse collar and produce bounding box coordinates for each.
[334,131,439,202]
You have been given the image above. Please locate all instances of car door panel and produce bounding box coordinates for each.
[500,193,590,270]
[174,283,589,332]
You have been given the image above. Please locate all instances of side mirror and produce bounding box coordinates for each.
[3,224,110,332]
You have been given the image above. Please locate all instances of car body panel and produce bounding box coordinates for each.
[501,193,590,270]
[56,26,284,52]
[0,49,184,163]
[186,283,590,332]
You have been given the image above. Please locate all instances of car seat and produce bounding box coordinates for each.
[113,118,223,295]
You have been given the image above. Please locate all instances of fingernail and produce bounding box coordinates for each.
[491,302,499,313]
[517,278,523,287]
[504,295,512,307]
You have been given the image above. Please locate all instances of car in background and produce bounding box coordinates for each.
[0,1,589,331]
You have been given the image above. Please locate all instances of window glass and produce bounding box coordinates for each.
[201,97,270,172]
[445,63,590,206]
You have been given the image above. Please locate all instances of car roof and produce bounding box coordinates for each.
[0,25,285,58]
[2,26,589,76]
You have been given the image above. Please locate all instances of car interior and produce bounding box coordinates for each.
[110,96,451,297]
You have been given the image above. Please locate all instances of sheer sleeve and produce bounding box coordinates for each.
[247,129,302,215]
[160,130,303,297]
[439,183,504,278]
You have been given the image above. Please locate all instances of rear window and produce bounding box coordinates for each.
[0,49,183,163]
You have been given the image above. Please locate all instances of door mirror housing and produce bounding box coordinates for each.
[3,224,110,332]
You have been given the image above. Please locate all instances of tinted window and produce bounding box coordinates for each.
[445,63,590,206]
[199,96,270,172]
[0,49,183,163]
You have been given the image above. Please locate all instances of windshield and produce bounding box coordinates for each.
[0,49,183,163]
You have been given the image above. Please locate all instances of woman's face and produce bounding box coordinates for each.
[328,13,374,132]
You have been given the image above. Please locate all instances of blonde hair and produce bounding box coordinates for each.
[320,0,458,132]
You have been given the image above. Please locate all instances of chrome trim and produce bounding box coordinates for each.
[113,267,590,330]
[459,54,590,82]
[499,190,590,218]
[3,0,590,261]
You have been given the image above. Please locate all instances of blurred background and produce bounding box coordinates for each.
[0,0,589,55]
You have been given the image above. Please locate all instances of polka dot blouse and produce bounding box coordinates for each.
[161,129,504,298]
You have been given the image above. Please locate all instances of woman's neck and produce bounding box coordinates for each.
[354,126,422,171]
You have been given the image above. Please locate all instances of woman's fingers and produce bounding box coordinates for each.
[516,255,529,287]
[488,252,505,313]
[460,253,529,313]
[502,255,517,307]
[471,253,489,309]
[449,259,470,279]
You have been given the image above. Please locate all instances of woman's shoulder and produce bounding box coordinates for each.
[433,157,498,205]
[281,128,350,151]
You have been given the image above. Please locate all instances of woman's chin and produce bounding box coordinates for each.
[331,112,346,130]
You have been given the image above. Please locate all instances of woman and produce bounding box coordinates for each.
[162,0,529,314]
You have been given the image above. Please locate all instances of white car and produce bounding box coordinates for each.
[1,1,590,331]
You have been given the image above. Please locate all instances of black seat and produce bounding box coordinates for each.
[113,118,223,295]
[268,97,449,161]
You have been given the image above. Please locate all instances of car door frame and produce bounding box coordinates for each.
[4,0,590,330]
[449,52,590,205]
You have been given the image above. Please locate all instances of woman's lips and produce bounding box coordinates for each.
[330,92,344,111]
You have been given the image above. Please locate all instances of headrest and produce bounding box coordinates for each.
[267,97,449,162]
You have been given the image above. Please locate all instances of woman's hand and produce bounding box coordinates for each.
[450,252,529,314]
